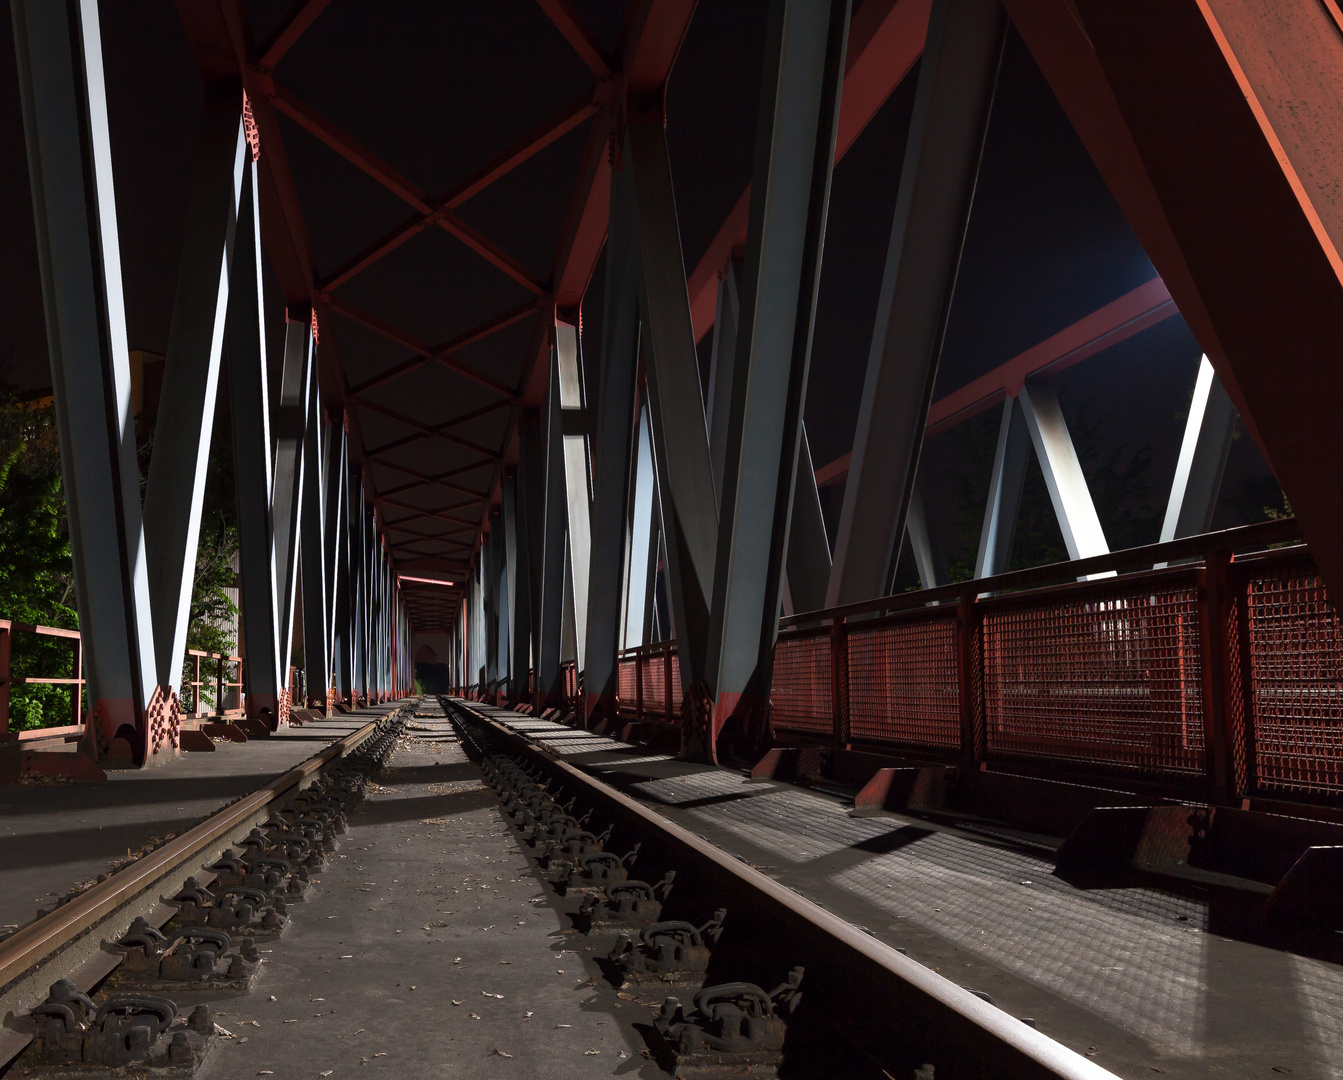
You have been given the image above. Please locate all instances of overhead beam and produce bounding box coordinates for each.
[365,399,512,457]
[321,91,597,292]
[257,0,333,69]
[535,0,613,76]
[266,81,547,295]
[326,295,518,399]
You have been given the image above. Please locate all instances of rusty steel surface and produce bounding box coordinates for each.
[981,572,1206,778]
[846,612,961,749]
[770,631,834,736]
[1237,552,1343,798]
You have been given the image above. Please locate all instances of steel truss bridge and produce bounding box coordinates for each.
[6,0,1343,815]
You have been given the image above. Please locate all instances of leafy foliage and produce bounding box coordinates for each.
[0,388,241,727]
[0,393,79,729]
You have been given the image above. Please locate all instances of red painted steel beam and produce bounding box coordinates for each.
[321,92,598,292]
[355,399,500,459]
[925,276,1175,435]
[265,80,547,296]
[685,0,931,343]
[256,0,332,69]
[380,467,492,500]
[372,459,489,502]
[327,296,518,399]
[365,399,513,457]
[379,496,484,529]
[378,488,483,523]
[385,522,475,543]
[1045,0,1343,603]
[535,0,612,76]
[395,557,469,573]
[814,276,1178,487]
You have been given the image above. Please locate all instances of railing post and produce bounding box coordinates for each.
[831,617,848,748]
[71,635,83,728]
[0,623,10,736]
[1199,551,1238,802]
[636,649,644,720]
[958,591,981,769]
[1232,565,1259,799]
[216,657,225,718]
[665,645,674,722]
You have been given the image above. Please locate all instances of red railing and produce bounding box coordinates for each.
[618,518,1343,804]
[0,620,83,743]
[2,622,250,740]
[186,650,244,719]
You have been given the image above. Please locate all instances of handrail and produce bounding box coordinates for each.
[779,516,1302,629]
[615,517,1304,658]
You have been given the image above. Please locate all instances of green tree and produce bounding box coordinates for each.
[0,393,79,730]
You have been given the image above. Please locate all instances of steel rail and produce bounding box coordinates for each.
[0,703,408,1068]
[453,698,1121,1080]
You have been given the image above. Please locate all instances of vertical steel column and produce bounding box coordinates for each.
[333,449,353,701]
[517,408,545,701]
[624,115,718,694]
[706,259,831,618]
[1018,380,1109,562]
[827,0,1004,606]
[582,174,642,728]
[271,310,312,691]
[300,369,328,710]
[706,258,744,501]
[536,350,569,705]
[554,319,593,670]
[623,405,656,651]
[701,0,850,762]
[227,155,282,726]
[975,396,1031,578]
[142,86,246,698]
[1161,356,1237,543]
[323,419,346,706]
[13,0,160,761]
[488,507,508,696]
[502,471,524,702]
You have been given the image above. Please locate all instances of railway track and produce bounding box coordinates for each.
[0,701,414,1074]
[448,696,1120,1080]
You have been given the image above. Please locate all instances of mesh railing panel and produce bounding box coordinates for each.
[771,633,833,734]
[847,613,961,748]
[671,652,684,714]
[644,655,666,716]
[981,577,1205,776]
[1243,565,1343,796]
[617,659,637,713]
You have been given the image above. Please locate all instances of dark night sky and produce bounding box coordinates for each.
[0,2,1276,569]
